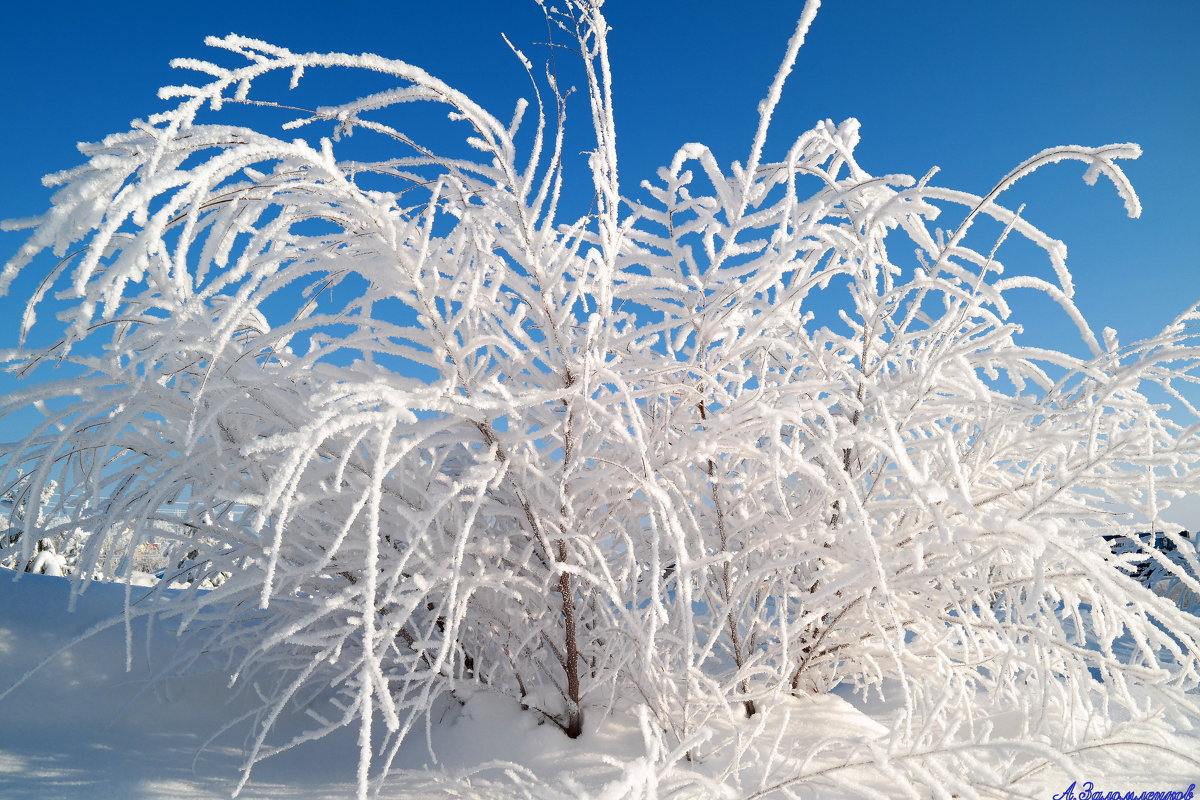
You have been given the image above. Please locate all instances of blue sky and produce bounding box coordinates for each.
[0,1,1197,526]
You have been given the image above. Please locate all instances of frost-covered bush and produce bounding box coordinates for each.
[1,1,1198,797]
[0,476,81,574]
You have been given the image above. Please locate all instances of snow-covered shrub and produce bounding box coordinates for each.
[1,1,1198,797]
[0,476,83,574]
[23,538,65,576]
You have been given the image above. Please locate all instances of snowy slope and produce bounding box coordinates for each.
[0,571,368,798]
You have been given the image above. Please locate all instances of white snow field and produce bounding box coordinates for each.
[1,571,1197,799]
[0,571,360,799]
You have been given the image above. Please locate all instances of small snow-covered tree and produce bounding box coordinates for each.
[1,1,1198,797]
[0,473,77,573]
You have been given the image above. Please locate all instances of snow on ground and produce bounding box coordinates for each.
[0,571,368,798]
[0,571,1196,798]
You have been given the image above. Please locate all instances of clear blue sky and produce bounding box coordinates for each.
[1,1,1197,525]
